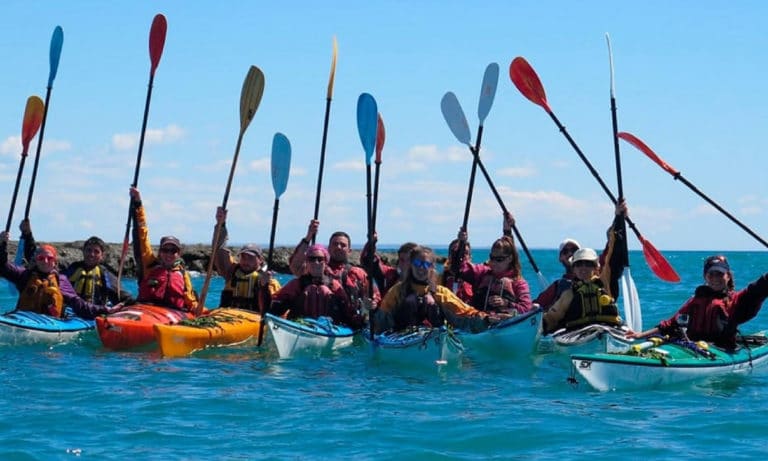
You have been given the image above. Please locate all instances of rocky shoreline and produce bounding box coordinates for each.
[4,240,416,278]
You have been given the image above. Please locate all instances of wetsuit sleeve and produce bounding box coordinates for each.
[288,239,310,276]
[22,229,36,263]
[508,278,532,314]
[599,213,626,299]
[133,203,157,277]
[533,281,558,309]
[213,247,236,278]
[183,271,199,311]
[543,289,575,334]
[59,275,109,319]
[729,274,768,326]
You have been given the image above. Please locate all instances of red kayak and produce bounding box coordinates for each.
[96,303,194,350]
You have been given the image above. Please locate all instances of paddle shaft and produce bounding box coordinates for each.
[5,157,29,234]
[470,146,542,274]
[311,96,333,245]
[610,96,630,264]
[22,86,53,221]
[257,196,282,346]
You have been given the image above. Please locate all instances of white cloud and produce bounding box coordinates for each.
[112,124,186,151]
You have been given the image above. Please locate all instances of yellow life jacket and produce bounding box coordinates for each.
[220,267,261,309]
[563,279,621,330]
[18,272,65,317]
[69,264,104,303]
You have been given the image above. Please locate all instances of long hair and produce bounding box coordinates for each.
[399,245,437,298]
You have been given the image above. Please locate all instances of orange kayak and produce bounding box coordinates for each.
[154,308,262,357]
[96,303,194,350]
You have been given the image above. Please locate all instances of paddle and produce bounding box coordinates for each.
[509,56,680,283]
[5,97,45,235]
[606,34,642,332]
[311,37,338,244]
[371,113,385,234]
[198,65,266,313]
[618,131,768,249]
[357,93,378,338]
[16,26,63,265]
[258,132,292,347]
[116,14,168,294]
[440,91,548,291]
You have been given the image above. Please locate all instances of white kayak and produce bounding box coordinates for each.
[264,313,356,359]
[538,323,633,356]
[365,326,465,367]
[0,309,95,345]
[570,332,768,391]
[458,307,542,357]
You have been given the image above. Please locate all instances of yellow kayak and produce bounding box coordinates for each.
[154,308,262,357]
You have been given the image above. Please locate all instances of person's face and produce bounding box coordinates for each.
[410,255,434,282]
[307,252,327,277]
[35,250,57,273]
[82,244,104,268]
[705,269,730,291]
[159,245,180,267]
[559,245,578,267]
[450,243,471,262]
[328,236,350,263]
[572,259,597,280]
[397,251,411,274]
[488,249,511,275]
[238,252,262,272]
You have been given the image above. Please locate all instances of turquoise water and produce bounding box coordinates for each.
[2,250,768,460]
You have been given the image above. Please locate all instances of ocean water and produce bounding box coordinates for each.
[1,249,768,460]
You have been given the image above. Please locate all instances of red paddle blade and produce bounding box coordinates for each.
[509,57,551,113]
[149,14,168,76]
[375,113,385,163]
[639,236,680,283]
[21,96,45,156]
[618,131,680,176]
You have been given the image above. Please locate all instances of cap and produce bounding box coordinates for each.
[305,243,330,262]
[704,255,730,274]
[35,244,58,260]
[571,247,598,264]
[238,243,263,257]
[559,238,580,252]
[159,235,182,250]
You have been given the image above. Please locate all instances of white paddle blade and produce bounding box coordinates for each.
[440,92,471,146]
[621,269,642,332]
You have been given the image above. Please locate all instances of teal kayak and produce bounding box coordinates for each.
[570,332,768,391]
[0,309,94,345]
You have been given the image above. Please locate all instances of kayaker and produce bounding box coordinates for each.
[542,200,628,335]
[626,255,768,349]
[0,228,120,319]
[440,236,474,305]
[452,212,532,315]
[373,245,500,334]
[533,238,580,310]
[288,219,380,314]
[129,187,198,312]
[64,235,134,306]
[360,236,418,298]
[212,206,281,311]
[269,244,364,329]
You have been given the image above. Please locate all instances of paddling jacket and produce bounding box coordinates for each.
[289,240,381,309]
[374,281,489,334]
[457,261,532,314]
[440,264,474,305]
[534,274,576,311]
[269,275,363,329]
[64,262,133,306]
[658,275,768,349]
[0,261,110,319]
[543,214,626,334]
[133,202,198,312]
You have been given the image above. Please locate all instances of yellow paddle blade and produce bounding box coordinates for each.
[239,65,265,133]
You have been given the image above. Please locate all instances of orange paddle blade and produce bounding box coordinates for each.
[21,96,44,156]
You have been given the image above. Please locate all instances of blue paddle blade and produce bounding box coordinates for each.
[477,63,499,123]
[356,93,378,165]
[48,26,63,87]
[271,133,291,198]
[440,92,471,146]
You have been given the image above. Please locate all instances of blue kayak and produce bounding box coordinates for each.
[0,310,95,345]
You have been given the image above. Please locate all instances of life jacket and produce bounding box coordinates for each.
[138,263,190,310]
[392,284,444,330]
[68,263,108,304]
[441,272,474,305]
[220,267,261,310]
[563,279,621,330]
[554,277,573,304]
[328,262,365,310]
[296,275,342,319]
[17,271,65,317]
[472,274,518,312]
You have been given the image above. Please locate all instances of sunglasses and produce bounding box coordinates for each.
[489,254,508,262]
[307,256,326,263]
[412,258,434,269]
[160,247,179,254]
[573,260,597,268]
[36,254,56,263]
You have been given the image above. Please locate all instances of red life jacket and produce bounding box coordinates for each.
[138,264,189,310]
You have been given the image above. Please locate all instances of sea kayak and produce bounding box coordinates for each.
[570,332,768,391]
[154,308,262,357]
[366,326,465,367]
[458,307,542,357]
[96,303,194,351]
[538,323,632,356]
[264,313,355,359]
[0,309,94,345]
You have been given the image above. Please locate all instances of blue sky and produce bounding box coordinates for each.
[1,1,767,253]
